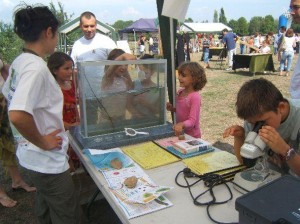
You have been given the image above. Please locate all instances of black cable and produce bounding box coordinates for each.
[175,167,240,224]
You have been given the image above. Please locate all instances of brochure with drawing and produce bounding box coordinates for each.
[84,148,173,219]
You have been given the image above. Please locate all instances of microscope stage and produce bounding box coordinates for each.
[232,169,281,194]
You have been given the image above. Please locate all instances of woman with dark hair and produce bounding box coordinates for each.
[2,4,81,223]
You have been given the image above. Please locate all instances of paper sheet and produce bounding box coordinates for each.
[122,142,180,169]
[183,151,240,175]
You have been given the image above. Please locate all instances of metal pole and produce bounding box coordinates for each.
[170,18,176,123]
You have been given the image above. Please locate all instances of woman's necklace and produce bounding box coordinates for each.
[23,48,39,57]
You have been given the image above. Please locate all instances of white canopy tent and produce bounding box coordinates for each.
[180,22,232,33]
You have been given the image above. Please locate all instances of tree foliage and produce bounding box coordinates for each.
[219,8,227,25]
[49,1,74,25]
[185,18,193,23]
[248,16,264,34]
[0,22,23,64]
[213,10,218,23]
[236,17,249,36]
[112,20,134,32]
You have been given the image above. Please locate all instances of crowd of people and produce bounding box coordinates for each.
[1,1,300,223]
[178,26,300,72]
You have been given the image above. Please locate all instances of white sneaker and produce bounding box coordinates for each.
[226,67,232,71]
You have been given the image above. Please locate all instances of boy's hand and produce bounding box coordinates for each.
[259,125,290,155]
[223,125,245,138]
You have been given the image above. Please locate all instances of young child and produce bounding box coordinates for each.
[166,62,207,138]
[223,78,300,177]
[47,52,80,172]
[100,49,136,122]
[133,54,160,117]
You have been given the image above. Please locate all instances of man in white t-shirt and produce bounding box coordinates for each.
[71,12,117,124]
[71,11,117,66]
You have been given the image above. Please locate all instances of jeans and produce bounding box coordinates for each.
[240,45,245,54]
[280,50,294,71]
[203,51,209,63]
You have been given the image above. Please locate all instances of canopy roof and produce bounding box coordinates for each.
[119,18,159,33]
[181,22,232,33]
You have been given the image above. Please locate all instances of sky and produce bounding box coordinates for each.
[0,0,291,25]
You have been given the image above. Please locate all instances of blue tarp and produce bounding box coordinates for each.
[119,18,158,33]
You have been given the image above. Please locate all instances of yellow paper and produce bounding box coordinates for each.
[183,151,240,175]
[122,142,180,169]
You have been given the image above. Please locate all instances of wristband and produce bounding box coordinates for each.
[285,148,296,161]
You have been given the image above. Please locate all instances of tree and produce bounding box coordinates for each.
[248,16,263,34]
[213,10,218,23]
[236,17,249,36]
[185,18,193,23]
[49,1,74,25]
[0,22,23,63]
[112,20,134,32]
[219,8,227,25]
[228,19,238,33]
[261,15,276,34]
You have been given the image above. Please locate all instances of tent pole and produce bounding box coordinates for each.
[134,29,137,55]
[170,18,176,123]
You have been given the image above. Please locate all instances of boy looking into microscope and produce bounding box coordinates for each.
[223,78,300,177]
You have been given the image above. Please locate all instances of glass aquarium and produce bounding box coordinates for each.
[72,59,174,149]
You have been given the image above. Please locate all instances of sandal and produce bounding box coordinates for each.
[0,195,17,208]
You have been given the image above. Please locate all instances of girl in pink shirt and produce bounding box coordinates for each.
[166,62,207,138]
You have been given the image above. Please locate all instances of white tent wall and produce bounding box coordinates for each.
[181,22,232,33]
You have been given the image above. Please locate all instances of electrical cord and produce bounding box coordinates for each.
[175,167,244,224]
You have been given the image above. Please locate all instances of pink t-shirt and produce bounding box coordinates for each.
[176,89,201,138]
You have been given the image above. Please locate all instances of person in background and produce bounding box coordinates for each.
[259,40,271,54]
[275,26,287,61]
[290,0,300,98]
[100,49,136,122]
[222,28,237,71]
[71,11,117,125]
[132,54,160,118]
[138,35,146,56]
[247,36,254,53]
[71,11,116,67]
[279,28,296,77]
[0,59,36,208]
[166,62,207,138]
[253,32,261,51]
[223,78,300,177]
[202,34,211,69]
[149,35,154,55]
[239,36,246,54]
[2,5,81,223]
[47,52,80,173]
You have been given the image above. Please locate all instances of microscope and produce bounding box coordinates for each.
[233,121,281,194]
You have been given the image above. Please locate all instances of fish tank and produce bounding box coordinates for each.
[71,59,174,149]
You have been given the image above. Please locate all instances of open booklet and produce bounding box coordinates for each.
[83,148,173,219]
